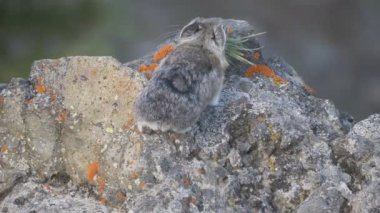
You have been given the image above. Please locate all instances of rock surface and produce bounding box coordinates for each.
[0,18,379,212]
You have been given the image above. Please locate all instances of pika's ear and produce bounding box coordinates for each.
[179,18,201,38]
[213,25,226,49]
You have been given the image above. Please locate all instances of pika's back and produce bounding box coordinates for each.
[135,18,229,133]
[159,45,213,74]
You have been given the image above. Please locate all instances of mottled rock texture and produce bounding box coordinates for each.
[0,18,379,213]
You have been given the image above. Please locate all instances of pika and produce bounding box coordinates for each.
[135,17,229,133]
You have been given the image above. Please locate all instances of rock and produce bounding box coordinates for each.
[1,181,108,212]
[331,114,380,213]
[0,18,379,212]
[0,84,6,92]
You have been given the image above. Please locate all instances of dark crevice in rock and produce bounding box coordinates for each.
[340,197,352,213]
[0,174,27,202]
[48,172,71,187]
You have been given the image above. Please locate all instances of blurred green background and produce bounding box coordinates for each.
[0,0,379,120]
[0,0,133,81]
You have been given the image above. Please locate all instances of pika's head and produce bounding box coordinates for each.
[178,17,228,69]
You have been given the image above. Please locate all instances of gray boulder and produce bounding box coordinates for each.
[0,18,378,213]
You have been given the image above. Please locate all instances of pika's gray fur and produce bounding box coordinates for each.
[135,17,228,133]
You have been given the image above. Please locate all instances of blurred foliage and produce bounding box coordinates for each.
[0,0,133,82]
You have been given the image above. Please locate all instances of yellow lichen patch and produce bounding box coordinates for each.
[245,64,287,86]
[270,130,281,143]
[87,161,99,184]
[304,84,316,94]
[272,76,287,86]
[0,96,4,113]
[268,156,277,171]
[299,190,310,203]
[152,44,175,62]
[35,77,47,94]
[226,25,234,34]
[139,63,159,73]
[268,124,282,143]
[1,144,8,154]
[256,114,267,122]
[212,153,220,161]
[129,170,139,180]
[96,175,106,205]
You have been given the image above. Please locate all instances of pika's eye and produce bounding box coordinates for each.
[212,32,216,40]
[212,32,219,46]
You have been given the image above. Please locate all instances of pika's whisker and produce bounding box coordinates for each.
[157,30,180,41]
[234,55,255,65]
[165,24,183,28]
[241,32,267,41]
[236,47,263,52]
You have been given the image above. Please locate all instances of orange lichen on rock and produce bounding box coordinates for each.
[195,167,206,176]
[245,64,287,85]
[90,68,97,77]
[52,59,61,66]
[184,196,197,205]
[123,119,135,130]
[152,44,175,62]
[42,183,51,191]
[35,77,47,94]
[49,90,57,103]
[98,176,105,193]
[1,144,8,153]
[99,196,107,205]
[304,84,316,94]
[56,109,69,122]
[129,170,139,180]
[182,177,192,188]
[116,191,127,202]
[139,180,145,190]
[87,161,99,184]
[139,63,159,73]
[252,51,262,61]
